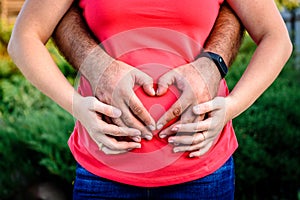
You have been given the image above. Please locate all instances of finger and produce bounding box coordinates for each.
[97,142,128,155]
[97,135,142,151]
[168,132,207,145]
[156,71,176,96]
[156,95,190,130]
[112,116,127,128]
[97,120,141,137]
[101,146,129,155]
[179,106,197,130]
[112,118,142,142]
[170,119,211,133]
[127,91,156,131]
[119,104,153,140]
[189,141,214,158]
[159,121,181,139]
[193,97,223,115]
[134,70,155,96]
[173,142,205,153]
[92,98,122,118]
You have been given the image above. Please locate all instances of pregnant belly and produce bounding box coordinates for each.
[134,62,181,128]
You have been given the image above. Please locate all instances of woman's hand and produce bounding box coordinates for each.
[167,97,231,157]
[73,93,143,154]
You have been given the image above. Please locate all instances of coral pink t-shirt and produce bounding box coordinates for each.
[68,0,238,187]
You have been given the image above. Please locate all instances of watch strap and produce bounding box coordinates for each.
[198,51,228,78]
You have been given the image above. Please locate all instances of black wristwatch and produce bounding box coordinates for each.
[197,51,228,78]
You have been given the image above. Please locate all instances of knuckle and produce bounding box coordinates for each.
[89,126,100,136]
[105,141,118,150]
[172,106,182,117]
[113,118,124,126]
[122,115,135,127]
[120,89,129,97]
[193,135,202,144]
[113,128,123,136]
[101,129,112,136]
[131,104,143,115]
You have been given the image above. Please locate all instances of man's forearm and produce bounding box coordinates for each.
[52,5,100,70]
[53,5,114,92]
[204,2,245,66]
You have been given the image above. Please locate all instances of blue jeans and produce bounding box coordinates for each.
[73,156,235,200]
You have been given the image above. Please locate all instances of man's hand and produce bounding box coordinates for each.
[156,57,221,154]
[93,58,156,140]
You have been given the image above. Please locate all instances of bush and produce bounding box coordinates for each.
[0,26,76,198]
[0,75,75,199]
[228,36,300,199]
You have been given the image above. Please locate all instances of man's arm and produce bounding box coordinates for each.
[156,3,245,133]
[204,2,244,67]
[53,5,98,70]
[53,5,156,147]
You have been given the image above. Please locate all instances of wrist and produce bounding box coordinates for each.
[197,51,228,79]
[80,46,115,94]
[71,91,82,118]
[192,57,221,98]
[224,94,240,121]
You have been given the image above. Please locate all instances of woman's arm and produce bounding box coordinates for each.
[8,0,74,113]
[52,5,156,139]
[225,0,292,118]
[160,0,292,157]
[8,0,142,154]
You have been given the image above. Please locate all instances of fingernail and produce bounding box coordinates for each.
[168,138,174,143]
[157,124,163,130]
[132,136,141,142]
[193,106,200,114]
[145,135,153,140]
[173,148,179,153]
[148,125,156,131]
[155,89,160,96]
[151,88,156,96]
[136,144,142,148]
[113,109,122,117]
[189,154,195,158]
[134,131,141,136]
[160,134,166,139]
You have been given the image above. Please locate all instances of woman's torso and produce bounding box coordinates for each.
[69,0,238,187]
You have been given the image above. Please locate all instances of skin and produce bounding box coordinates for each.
[52,3,244,154]
[8,0,291,158]
[160,0,293,157]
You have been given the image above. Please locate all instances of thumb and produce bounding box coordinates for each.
[134,70,155,96]
[156,71,175,96]
[193,99,215,115]
[92,98,122,118]
[193,97,223,115]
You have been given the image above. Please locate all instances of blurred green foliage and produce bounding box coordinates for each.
[0,24,76,198]
[227,35,300,199]
[276,0,300,10]
[0,23,299,199]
